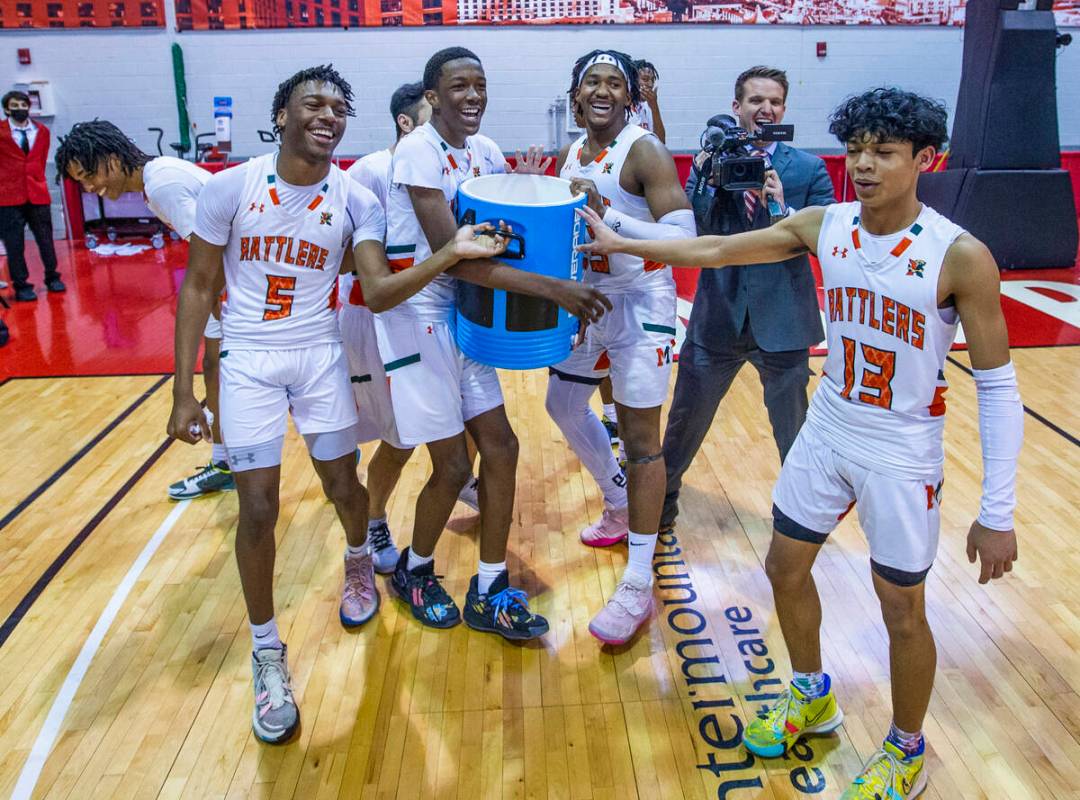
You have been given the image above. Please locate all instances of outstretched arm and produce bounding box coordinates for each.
[353,223,510,313]
[576,203,825,269]
[944,234,1022,584]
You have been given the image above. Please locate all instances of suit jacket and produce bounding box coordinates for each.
[684,142,834,353]
[0,120,51,207]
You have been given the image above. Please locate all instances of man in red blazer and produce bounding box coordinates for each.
[1,90,63,302]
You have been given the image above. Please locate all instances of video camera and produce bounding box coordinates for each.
[700,114,794,192]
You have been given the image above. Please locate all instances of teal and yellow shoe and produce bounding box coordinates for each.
[167,461,235,500]
[742,675,844,758]
[841,740,927,799]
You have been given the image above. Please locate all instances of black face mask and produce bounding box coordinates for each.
[8,109,29,123]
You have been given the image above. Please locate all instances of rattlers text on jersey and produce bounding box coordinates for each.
[383,123,506,319]
[809,201,965,480]
[560,124,673,296]
[194,152,364,350]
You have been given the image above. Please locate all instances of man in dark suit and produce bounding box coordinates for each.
[0,90,63,302]
[661,66,834,531]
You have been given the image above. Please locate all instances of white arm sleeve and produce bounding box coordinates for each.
[602,207,696,240]
[972,361,1024,531]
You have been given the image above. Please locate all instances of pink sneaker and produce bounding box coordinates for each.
[580,504,629,547]
[340,551,380,628]
[588,574,654,645]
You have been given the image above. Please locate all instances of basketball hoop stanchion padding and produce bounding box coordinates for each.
[454,174,587,369]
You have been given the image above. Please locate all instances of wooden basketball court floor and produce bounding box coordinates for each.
[0,348,1078,800]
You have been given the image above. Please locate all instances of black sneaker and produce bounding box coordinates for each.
[463,570,549,641]
[14,286,36,302]
[390,548,460,629]
[45,278,66,293]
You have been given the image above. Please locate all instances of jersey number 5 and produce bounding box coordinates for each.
[840,337,896,409]
[263,275,296,321]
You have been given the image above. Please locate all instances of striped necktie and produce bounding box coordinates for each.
[742,149,768,223]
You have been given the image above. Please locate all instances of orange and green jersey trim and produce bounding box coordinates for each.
[386,244,417,273]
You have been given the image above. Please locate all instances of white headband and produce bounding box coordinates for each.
[582,53,630,86]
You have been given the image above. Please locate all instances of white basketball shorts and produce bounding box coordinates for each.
[549,289,676,409]
[771,422,943,585]
[339,303,406,449]
[218,342,358,450]
[373,313,503,447]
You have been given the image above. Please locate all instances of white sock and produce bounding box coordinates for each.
[477,559,506,595]
[624,530,657,586]
[346,540,371,558]
[407,548,434,572]
[602,403,617,422]
[250,617,282,651]
[368,516,387,530]
[211,443,228,465]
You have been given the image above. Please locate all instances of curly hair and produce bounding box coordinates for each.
[54,120,152,182]
[829,87,949,154]
[271,64,355,137]
[568,49,640,120]
[423,47,482,92]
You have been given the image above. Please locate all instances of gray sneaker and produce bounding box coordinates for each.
[251,645,300,744]
[368,520,399,574]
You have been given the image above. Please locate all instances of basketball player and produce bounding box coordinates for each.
[544,50,695,647]
[167,65,509,744]
[55,121,232,501]
[628,59,666,144]
[340,82,430,574]
[382,46,611,640]
[577,87,1023,799]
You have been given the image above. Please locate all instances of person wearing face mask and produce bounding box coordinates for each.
[660,66,835,535]
[0,90,63,302]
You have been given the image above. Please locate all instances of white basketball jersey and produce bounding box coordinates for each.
[808,201,965,480]
[627,104,653,133]
[560,124,674,295]
[384,123,506,319]
[347,148,393,209]
[340,150,393,310]
[220,153,351,350]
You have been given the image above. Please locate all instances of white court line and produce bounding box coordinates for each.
[10,499,191,800]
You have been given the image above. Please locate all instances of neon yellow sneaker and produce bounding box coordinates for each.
[841,740,927,799]
[742,674,844,758]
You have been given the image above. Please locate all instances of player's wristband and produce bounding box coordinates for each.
[602,207,696,240]
[973,361,1023,531]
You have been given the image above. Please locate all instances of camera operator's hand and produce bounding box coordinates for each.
[760,169,786,213]
[569,177,607,218]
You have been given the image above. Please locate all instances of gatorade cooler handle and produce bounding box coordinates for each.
[459,207,526,260]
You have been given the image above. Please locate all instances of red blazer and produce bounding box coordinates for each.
[0,119,51,207]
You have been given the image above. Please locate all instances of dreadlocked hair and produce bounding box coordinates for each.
[634,59,659,80]
[423,47,482,91]
[54,120,152,183]
[271,64,355,137]
[568,50,640,119]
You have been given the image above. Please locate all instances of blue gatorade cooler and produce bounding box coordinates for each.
[455,174,586,370]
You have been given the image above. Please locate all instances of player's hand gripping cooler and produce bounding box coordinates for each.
[454,174,586,369]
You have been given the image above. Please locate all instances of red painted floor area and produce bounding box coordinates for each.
[2,238,1079,381]
[1,239,187,381]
